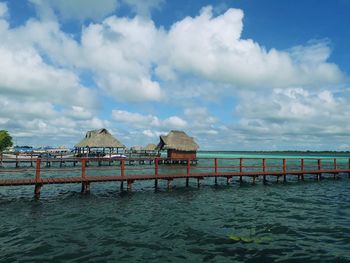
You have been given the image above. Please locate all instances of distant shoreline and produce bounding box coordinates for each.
[198,150,350,154]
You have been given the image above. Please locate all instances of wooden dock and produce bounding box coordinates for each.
[0,157,349,198]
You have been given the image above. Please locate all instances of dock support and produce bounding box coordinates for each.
[167,179,172,189]
[186,177,189,187]
[16,153,19,168]
[154,179,158,190]
[120,181,124,191]
[34,158,42,198]
[197,178,201,188]
[127,180,133,191]
[82,182,90,193]
[81,159,90,193]
[252,176,256,185]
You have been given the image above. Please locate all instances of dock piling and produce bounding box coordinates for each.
[34,158,42,198]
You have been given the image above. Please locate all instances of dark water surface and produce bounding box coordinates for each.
[1,155,350,262]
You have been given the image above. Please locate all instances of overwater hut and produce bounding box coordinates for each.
[157,130,199,159]
[143,143,158,156]
[75,128,125,157]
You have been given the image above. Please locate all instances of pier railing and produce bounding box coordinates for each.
[1,157,350,197]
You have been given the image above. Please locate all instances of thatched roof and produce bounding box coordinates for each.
[157,130,199,152]
[75,128,125,148]
[143,143,157,151]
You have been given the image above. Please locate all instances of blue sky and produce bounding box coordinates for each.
[1,0,350,150]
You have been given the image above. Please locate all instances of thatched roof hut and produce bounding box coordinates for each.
[143,143,157,152]
[75,129,125,153]
[157,130,199,159]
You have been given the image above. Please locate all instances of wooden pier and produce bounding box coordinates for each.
[0,157,350,198]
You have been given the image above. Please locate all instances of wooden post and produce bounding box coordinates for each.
[34,158,42,198]
[60,153,63,167]
[301,159,304,181]
[239,158,243,183]
[187,159,191,177]
[167,179,172,189]
[81,159,88,193]
[317,159,321,181]
[16,152,19,168]
[197,178,200,188]
[283,159,286,182]
[30,152,33,167]
[262,158,266,184]
[333,158,337,180]
[121,159,125,178]
[214,158,218,185]
[154,157,158,190]
[127,180,132,191]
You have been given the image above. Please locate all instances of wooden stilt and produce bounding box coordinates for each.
[127,180,132,191]
[252,176,256,184]
[215,176,217,185]
[263,175,267,184]
[34,158,41,198]
[186,177,189,187]
[34,184,42,199]
[16,153,19,168]
[154,179,158,190]
[197,178,200,188]
[167,179,172,189]
[120,181,124,191]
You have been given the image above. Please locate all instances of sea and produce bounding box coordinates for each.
[0,152,350,262]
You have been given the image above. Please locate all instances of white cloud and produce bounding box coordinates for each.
[232,87,350,149]
[160,6,343,88]
[163,116,187,129]
[112,110,187,129]
[79,16,164,102]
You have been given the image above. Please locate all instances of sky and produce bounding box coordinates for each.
[0,0,350,150]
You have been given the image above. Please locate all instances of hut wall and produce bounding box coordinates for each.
[167,149,197,159]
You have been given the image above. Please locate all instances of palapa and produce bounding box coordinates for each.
[75,128,125,149]
[143,144,157,151]
[157,130,199,152]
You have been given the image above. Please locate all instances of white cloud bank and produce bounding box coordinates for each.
[0,2,348,149]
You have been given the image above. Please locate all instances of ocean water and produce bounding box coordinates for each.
[1,152,350,262]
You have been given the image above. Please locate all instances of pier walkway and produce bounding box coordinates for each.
[0,157,349,198]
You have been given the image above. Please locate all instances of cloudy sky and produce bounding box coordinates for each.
[0,0,350,150]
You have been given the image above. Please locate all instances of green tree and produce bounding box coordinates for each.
[0,130,13,152]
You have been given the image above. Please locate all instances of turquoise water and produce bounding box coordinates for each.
[1,152,350,262]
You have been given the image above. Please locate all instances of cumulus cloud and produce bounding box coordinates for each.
[160,6,343,88]
[78,16,164,102]
[112,110,187,130]
[231,87,350,149]
[1,2,349,149]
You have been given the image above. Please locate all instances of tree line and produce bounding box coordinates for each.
[0,130,13,152]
